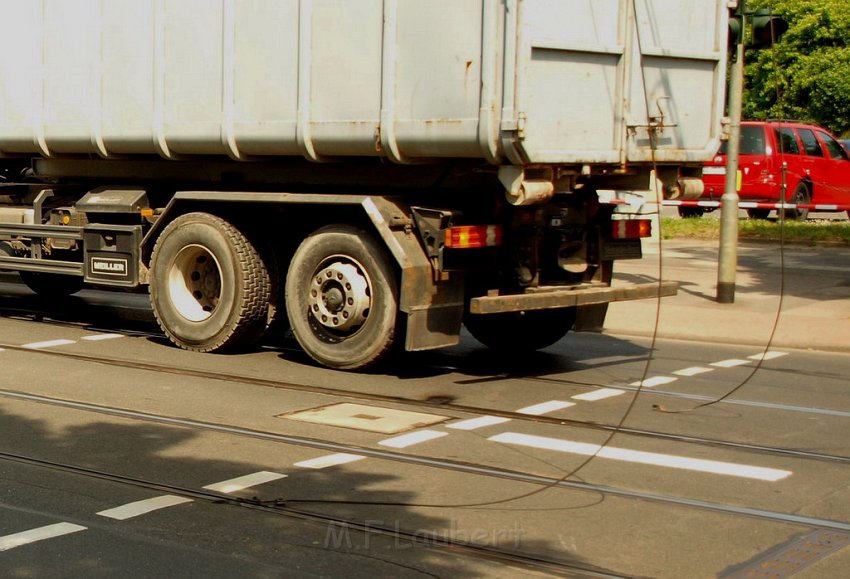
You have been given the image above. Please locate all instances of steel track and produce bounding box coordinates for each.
[2,339,849,467]
[1,391,849,540]
[0,448,621,579]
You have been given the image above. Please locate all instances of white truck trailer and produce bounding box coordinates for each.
[0,0,730,369]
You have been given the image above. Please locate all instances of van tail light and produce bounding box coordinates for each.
[444,225,503,248]
[612,219,652,239]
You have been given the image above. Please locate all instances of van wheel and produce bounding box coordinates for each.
[464,307,577,352]
[747,208,770,220]
[149,212,271,352]
[285,225,398,370]
[783,183,810,220]
[677,207,704,218]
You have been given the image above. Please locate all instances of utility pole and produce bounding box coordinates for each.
[716,3,787,303]
[717,31,744,304]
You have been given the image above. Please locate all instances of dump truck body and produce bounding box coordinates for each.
[0,1,730,369]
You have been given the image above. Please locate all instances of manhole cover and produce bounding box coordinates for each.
[281,403,449,434]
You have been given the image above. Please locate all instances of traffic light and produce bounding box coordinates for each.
[750,8,788,49]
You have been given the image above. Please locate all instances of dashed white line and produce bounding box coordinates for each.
[516,401,575,415]
[712,359,751,368]
[203,471,287,493]
[379,430,448,449]
[0,523,87,552]
[489,432,792,481]
[294,453,367,469]
[571,388,626,402]
[22,339,76,349]
[748,351,788,361]
[82,334,125,342]
[629,376,677,388]
[97,495,193,520]
[673,366,713,377]
[446,416,511,430]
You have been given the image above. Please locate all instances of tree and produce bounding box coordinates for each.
[743,0,850,136]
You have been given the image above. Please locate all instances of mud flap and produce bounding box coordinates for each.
[573,304,609,332]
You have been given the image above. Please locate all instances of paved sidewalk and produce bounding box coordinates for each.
[604,239,850,353]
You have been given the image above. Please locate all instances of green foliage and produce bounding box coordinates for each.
[660,217,850,244]
[742,0,850,136]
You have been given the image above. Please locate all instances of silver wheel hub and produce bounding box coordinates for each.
[168,245,221,322]
[310,261,370,331]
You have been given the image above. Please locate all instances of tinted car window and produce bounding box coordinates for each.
[718,125,765,155]
[774,128,800,154]
[818,131,850,161]
[798,129,823,157]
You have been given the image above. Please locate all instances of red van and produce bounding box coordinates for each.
[698,120,850,220]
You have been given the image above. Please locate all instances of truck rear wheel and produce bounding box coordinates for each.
[464,307,576,352]
[285,225,398,370]
[149,212,271,352]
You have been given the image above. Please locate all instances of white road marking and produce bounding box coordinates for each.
[294,453,367,469]
[571,389,626,402]
[82,334,125,342]
[203,471,287,493]
[490,432,792,481]
[379,430,448,448]
[22,339,76,349]
[712,359,751,368]
[0,523,87,552]
[673,366,713,377]
[516,401,575,415]
[748,351,788,361]
[97,495,193,520]
[446,416,511,430]
[629,376,677,388]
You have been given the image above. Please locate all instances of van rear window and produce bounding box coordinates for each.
[719,126,765,155]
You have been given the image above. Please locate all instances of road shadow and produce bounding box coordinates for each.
[622,241,850,303]
[0,278,159,337]
[0,402,603,577]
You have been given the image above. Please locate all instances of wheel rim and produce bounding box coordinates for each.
[168,244,222,322]
[307,256,371,339]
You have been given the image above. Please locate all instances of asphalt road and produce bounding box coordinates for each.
[1,272,849,578]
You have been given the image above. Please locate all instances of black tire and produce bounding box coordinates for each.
[149,212,271,352]
[19,271,85,297]
[783,183,810,221]
[677,206,704,218]
[746,208,771,220]
[285,225,398,370]
[464,307,577,352]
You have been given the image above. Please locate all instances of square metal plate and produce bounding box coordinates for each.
[281,403,449,434]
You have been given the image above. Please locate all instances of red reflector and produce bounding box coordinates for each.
[612,219,652,239]
[444,225,503,249]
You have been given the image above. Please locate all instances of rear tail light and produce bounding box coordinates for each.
[444,225,503,249]
[611,219,652,239]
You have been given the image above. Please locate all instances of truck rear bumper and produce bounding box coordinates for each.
[468,281,678,314]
